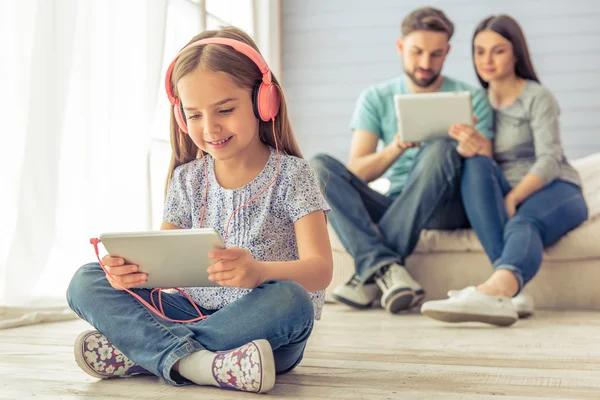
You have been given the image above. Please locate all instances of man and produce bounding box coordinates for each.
[311,7,494,314]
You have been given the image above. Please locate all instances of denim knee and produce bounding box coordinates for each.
[311,152,348,175]
[66,262,104,311]
[262,281,314,325]
[463,154,494,174]
[411,139,462,182]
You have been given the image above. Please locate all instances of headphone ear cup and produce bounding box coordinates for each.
[253,81,281,122]
[174,102,188,134]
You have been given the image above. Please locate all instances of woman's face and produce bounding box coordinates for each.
[473,29,517,83]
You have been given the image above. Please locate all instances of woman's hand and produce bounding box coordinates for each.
[448,120,486,158]
[102,255,147,290]
[504,193,518,219]
[207,248,265,289]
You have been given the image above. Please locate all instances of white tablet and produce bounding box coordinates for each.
[99,228,225,288]
[394,91,473,142]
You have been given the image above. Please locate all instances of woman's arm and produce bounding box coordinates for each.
[259,210,333,292]
[507,87,563,206]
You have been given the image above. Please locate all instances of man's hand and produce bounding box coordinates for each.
[448,123,486,158]
[207,248,265,289]
[393,134,420,153]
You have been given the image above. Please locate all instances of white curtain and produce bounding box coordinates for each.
[0,0,168,328]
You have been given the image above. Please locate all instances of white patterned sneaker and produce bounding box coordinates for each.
[448,289,535,318]
[422,286,518,326]
[74,330,151,379]
[212,339,275,393]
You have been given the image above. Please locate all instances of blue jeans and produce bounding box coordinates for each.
[66,263,314,386]
[311,139,468,283]
[461,155,589,290]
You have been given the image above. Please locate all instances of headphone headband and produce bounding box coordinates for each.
[164,37,272,105]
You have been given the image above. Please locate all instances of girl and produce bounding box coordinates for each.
[66,26,332,393]
[421,15,588,326]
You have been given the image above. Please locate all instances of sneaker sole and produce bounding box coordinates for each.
[74,331,109,379]
[517,310,534,319]
[332,293,375,309]
[422,309,517,327]
[384,289,415,314]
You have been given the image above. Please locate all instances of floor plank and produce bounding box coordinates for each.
[1,304,600,399]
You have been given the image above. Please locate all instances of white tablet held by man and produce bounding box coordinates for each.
[394,91,473,143]
[99,228,225,288]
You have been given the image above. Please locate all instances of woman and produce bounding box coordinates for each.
[420,15,588,326]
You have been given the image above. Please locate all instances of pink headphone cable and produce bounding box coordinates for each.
[89,119,280,323]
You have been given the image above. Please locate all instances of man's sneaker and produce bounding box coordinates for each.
[374,264,424,314]
[332,274,381,309]
[422,286,518,326]
[448,289,535,318]
[74,330,151,379]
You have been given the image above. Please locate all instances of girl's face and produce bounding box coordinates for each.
[177,68,260,161]
[473,29,517,83]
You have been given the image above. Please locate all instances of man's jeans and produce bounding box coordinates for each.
[311,139,468,283]
[67,263,314,386]
[461,155,589,290]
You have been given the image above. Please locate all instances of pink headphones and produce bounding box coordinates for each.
[164,37,281,133]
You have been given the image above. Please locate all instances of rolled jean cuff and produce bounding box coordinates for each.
[493,263,524,295]
[359,259,398,284]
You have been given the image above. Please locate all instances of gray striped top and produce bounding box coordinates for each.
[493,80,581,188]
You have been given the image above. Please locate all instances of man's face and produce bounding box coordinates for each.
[397,31,450,88]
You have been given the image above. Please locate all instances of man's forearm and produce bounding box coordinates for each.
[348,142,404,182]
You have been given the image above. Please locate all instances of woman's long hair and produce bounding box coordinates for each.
[472,15,540,88]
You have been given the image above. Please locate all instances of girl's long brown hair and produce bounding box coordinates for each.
[472,15,540,89]
[165,26,302,194]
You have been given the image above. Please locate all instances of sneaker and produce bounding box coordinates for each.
[212,339,275,393]
[332,274,381,309]
[374,264,424,314]
[512,291,535,318]
[448,289,535,318]
[422,286,518,326]
[74,330,151,379]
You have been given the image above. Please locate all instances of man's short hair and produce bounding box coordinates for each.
[401,7,454,39]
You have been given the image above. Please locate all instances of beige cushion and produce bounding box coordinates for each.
[329,152,600,261]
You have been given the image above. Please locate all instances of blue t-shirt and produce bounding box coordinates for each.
[349,75,495,196]
[163,147,331,320]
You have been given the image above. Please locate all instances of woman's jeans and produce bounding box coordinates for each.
[67,263,314,386]
[461,155,588,290]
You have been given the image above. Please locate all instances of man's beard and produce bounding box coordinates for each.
[405,68,440,88]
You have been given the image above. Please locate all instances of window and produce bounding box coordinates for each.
[206,0,254,37]
[149,0,255,228]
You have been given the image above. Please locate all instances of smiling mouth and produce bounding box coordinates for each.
[207,136,232,145]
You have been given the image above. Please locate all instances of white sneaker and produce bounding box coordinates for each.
[448,289,535,318]
[512,291,535,318]
[422,286,518,326]
[374,264,424,314]
[332,274,381,309]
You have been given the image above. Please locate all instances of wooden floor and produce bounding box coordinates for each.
[2,304,600,400]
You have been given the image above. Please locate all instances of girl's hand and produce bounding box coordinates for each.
[448,120,485,158]
[101,255,147,290]
[207,248,265,289]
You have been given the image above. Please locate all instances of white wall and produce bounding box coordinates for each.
[282,0,600,162]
